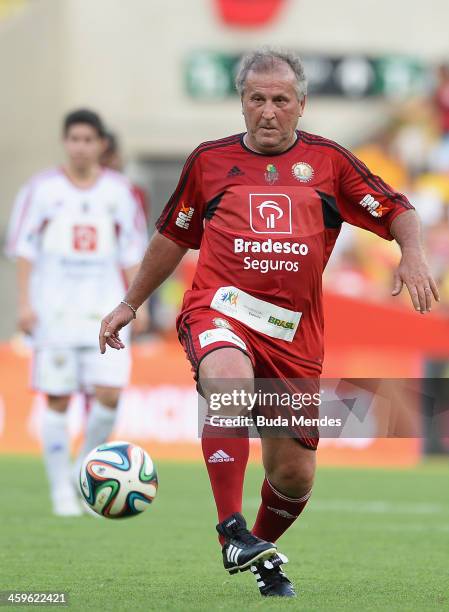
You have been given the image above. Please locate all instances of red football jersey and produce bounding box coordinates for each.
[156,131,413,371]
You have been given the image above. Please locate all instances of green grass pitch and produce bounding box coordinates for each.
[0,456,448,610]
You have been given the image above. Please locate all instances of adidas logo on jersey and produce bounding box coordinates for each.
[208,449,235,463]
[227,166,245,177]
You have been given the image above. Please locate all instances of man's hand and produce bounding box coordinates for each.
[391,246,440,313]
[99,303,135,354]
[18,304,37,335]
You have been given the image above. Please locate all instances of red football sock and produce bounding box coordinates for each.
[252,477,311,543]
[201,425,249,544]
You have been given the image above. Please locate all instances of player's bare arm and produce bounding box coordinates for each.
[99,232,187,353]
[123,264,150,336]
[390,210,440,313]
[16,257,37,334]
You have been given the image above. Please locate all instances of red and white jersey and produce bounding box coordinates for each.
[157,131,413,372]
[7,167,147,348]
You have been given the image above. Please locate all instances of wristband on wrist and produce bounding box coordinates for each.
[121,300,137,319]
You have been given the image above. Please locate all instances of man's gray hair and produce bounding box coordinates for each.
[235,47,307,100]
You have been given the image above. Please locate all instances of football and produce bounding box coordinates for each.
[79,441,158,518]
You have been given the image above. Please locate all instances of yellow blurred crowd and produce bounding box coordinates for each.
[325,74,449,310]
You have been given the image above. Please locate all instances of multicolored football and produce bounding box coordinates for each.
[79,441,158,518]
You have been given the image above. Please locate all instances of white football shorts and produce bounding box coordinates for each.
[32,346,131,395]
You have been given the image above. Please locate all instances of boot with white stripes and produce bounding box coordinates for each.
[250,553,296,597]
[216,512,277,574]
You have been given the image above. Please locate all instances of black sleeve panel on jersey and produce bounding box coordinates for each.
[317,191,343,229]
[156,151,205,250]
[204,192,225,220]
[333,145,414,240]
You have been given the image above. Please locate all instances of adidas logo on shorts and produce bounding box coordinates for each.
[208,449,235,463]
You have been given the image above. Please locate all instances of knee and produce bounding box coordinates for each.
[266,459,315,497]
[199,348,254,406]
[199,347,253,380]
[95,386,121,409]
[47,395,71,413]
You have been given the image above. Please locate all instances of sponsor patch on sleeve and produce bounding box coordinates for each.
[175,202,195,229]
[359,194,389,218]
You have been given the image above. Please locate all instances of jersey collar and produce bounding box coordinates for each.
[240,130,300,157]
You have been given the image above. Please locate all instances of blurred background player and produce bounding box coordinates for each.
[6,109,147,516]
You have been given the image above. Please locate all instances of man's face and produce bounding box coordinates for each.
[63,123,103,171]
[242,64,305,154]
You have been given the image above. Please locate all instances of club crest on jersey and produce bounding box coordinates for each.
[73,225,98,251]
[264,163,279,184]
[359,194,389,218]
[212,317,233,330]
[292,162,314,182]
[249,193,292,234]
[175,201,195,229]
